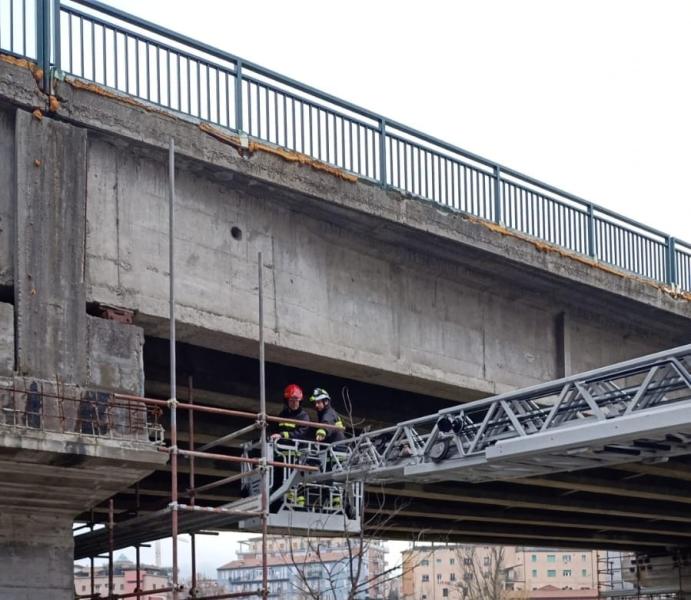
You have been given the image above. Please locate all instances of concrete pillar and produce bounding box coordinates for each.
[0,511,74,600]
[4,109,154,600]
[14,108,87,382]
[0,107,14,287]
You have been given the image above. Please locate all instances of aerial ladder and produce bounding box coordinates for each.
[74,343,691,557]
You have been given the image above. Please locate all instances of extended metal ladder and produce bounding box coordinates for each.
[312,344,691,485]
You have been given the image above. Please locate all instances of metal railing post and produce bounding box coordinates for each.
[234,59,243,132]
[587,203,596,258]
[666,236,677,285]
[493,165,503,225]
[52,0,61,74]
[378,118,387,187]
[36,0,52,92]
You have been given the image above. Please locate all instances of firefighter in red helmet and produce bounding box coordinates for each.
[270,384,311,442]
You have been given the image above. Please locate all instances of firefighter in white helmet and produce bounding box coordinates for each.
[309,388,345,444]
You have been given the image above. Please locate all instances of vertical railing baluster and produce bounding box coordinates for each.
[234,59,243,132]
[493,165,502,224]
[378,118,387,187]
[587,203,596,258]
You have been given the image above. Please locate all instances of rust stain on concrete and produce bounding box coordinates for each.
[66,78,176,122]
[198,122,358,183]
[467,215,691,302]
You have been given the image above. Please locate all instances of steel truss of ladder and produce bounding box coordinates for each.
[310,344,691,485]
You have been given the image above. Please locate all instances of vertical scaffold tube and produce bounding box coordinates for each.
[108,500,114,598]
[168,138,179,600]
[258,251,269,600]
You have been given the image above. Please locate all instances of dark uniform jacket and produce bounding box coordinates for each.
[275,405,311,441]
[316,405,345,444]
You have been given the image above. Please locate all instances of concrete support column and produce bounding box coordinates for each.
[0,511,74,600]
[14,108,87,381]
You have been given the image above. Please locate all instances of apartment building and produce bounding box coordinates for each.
[401,545,598,600]
[217,535,387,599]
[74,554,172,599]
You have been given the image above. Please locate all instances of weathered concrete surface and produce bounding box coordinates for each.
[0,107,13,286]
[0,374,166,600]
[0,57,688,402]
[85,136,689,399]
[14,108,87,382]
[0,511,73,600]
[0,302,13,375]
[87,315,145,395]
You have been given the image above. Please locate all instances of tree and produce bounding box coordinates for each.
[450,545,522,600]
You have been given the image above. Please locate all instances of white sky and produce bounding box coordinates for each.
[78,0,691,578]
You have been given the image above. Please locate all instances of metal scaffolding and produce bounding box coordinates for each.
[73,139,353,600]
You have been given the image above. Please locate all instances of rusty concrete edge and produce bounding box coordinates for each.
[1,53,688,308]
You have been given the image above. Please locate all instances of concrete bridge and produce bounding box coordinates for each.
[1,2,691,598]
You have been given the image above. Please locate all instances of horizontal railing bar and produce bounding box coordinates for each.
[60,5,239,76]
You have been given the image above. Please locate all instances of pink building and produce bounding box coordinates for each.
[74,554,172,599]
[401,545,598,599]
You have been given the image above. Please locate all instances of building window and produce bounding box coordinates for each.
[532,569,538,578]
[449,558,455,565]
[450,573,457,582]
[483,556,491,566]
[436,558,442,564]
[437,574,442,583]
[531,554,537,562]
[421,559,429,566]
[581,554,587,561]
[563,569,572,577]
[563,554,572,562]
[442,589,449,598]
[464,573,473,581]
[422,575,429,582]
[582,569,588,577]
[547,570,556,577]
[463,558,472,566]
[547,555,556,563]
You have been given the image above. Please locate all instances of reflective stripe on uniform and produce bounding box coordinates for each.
[279,422,296,428]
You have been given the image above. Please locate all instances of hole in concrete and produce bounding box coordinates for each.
[231,226,243,241]
[0,285,13,304]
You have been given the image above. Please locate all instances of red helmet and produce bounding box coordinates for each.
[283,384,303,401]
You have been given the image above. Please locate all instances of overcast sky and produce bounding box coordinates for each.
[78,0,691,578]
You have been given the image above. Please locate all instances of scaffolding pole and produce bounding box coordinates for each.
[258,251,269,600]
[168,137,179,600]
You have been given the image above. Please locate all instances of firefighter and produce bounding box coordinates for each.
[270,383,311,442]
[309,388,345,444]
